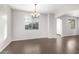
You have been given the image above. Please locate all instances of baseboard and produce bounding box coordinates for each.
[0,39,12,52]
[12,37,48,42]
[48,36,57,39]
[62,35,79,38]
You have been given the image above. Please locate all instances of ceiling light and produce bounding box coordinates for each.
[31,4,40,19]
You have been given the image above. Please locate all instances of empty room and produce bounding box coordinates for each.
[0,4,79,54]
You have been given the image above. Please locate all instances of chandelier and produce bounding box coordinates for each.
[31,4,40,18]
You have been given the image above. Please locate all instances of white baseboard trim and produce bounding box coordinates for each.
[48,36,57,38]
[12,37,57,42]
[0,39,12,52]
[12,37,48,41]
[62,34,78,37]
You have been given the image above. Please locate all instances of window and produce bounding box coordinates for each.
[68,19,75,29]
[25,16,39,30]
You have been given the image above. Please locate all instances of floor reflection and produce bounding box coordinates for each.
[23,44,40,54]
[56,35,78,54]
[66,38,77,54]
[56,35,63,53]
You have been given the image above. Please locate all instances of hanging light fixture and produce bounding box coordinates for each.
[31,4,40,18]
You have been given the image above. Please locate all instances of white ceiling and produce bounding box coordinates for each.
[64,10,79,17]
[9,4,79,16]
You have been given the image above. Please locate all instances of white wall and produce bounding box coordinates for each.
[0,5,12,52]
[76,17,79,35]
[12,10,57,41]
[12,10,49,41]
[60,15,78,37]
[48,14,57,38]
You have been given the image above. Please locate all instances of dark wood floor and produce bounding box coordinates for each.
[1,35,79,54]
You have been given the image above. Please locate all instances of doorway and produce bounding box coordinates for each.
[56,18,62,36]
